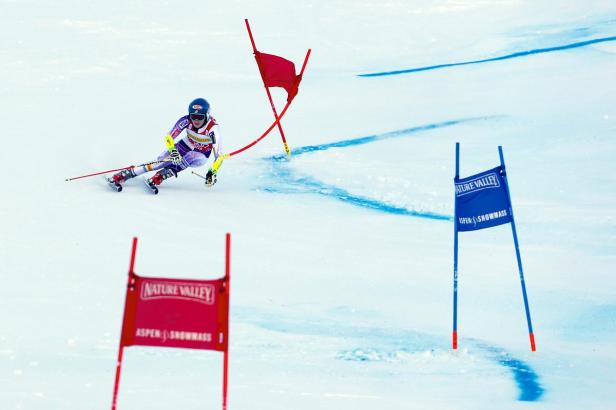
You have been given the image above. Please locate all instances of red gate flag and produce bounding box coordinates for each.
[255,51,301,103]
[245,19,311,157]
[112,234,231,410]
[120,274,229,351]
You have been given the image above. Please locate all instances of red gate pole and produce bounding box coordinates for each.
[298,48,311,79]
[111,237,138,410]
[222,233,231,410]
[245,19,291,157]
[111,345,125,410]
[222,347,229,410]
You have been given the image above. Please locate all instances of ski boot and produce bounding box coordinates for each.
[107,168,136,192]
[145,168,176,194]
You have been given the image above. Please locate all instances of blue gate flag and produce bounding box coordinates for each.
[455,166,512,231]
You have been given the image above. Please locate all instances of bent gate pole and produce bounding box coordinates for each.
[245,19,311,158]
[245,18,290,156]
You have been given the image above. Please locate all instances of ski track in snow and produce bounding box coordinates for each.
[260,116,498,220]
[236,308,544,401]
[358,35,616,77]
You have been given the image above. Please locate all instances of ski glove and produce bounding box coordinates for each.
[205,169,217,187]
[169,149,183,166]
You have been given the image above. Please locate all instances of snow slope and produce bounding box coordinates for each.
[1,1,616,409]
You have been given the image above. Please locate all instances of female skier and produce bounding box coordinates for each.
[108,97,223,194]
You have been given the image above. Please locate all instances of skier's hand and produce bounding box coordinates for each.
[205,169,217,187]
[169,149,183,166]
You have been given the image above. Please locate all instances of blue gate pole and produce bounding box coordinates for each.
[498,146,536,352]
[452,142,460,349]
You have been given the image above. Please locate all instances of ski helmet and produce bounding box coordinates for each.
[188,98,210,122]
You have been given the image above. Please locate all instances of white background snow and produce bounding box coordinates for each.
[1,0,615,409]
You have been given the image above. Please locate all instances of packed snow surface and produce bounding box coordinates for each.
[1,1,615,409]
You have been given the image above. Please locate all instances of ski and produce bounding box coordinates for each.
[105,176,123,192]
[144,177,159,194]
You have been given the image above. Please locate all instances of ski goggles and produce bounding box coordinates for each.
[189,113,207,121]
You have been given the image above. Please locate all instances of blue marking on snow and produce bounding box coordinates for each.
[336,342,544,402]
[336,345,543,401]
[263,117,496,219]
[271,118,488,159]
[498,355,544,401]
[358,35,616,77]
[261,173,451,220]
[236,307,544,401]
[477,343,544,401]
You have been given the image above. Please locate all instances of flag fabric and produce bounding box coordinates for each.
[120,273,229,351]
[255,51,301,102]
[455,166,512,232]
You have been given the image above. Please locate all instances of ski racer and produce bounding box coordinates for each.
[108,98,223,193]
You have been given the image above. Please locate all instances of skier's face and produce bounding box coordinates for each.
[190,113,206,128]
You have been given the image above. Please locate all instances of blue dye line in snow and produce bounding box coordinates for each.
[261,178,451,220]
[236,308,543,401]
[477,343,544,401]
[358,35,616,77]
[264,117,496,219]
[337,342,544,402]
[270,117,490,160]
[497,354,544,401]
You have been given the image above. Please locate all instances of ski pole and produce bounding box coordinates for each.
[65,166,136,182]
[191,171,218,188]
[191,171,207,180]
[65,159,171,182]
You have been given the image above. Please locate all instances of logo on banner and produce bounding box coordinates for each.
[454,166,512,232]
[141,280,216,305]
[455,172,500,196]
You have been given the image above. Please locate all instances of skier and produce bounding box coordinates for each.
[108,98,223,193]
